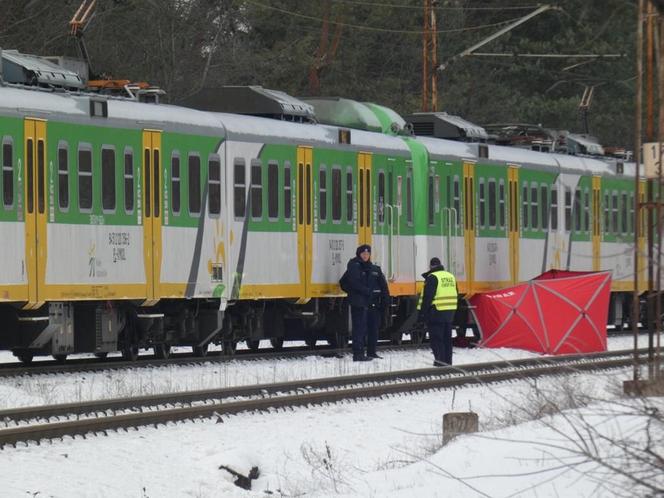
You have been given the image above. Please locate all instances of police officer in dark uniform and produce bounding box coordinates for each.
[345,244,390,361]
[417,257,458,366]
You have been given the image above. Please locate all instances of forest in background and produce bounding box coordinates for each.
[0,0,638,148]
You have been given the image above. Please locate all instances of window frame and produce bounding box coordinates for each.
[345,167,354,224]
[188,153,201,216]
[57,140,69,211]
[284,160,292,221]
[267,160,279,221]
[331,165,342,223]
[101,145,117,213]
[77,142,93,213]
[208,153,221,218]
[318,164,327,223]
[170,151,181,216]
[1,136,13,209]
[123,147,134,214]
[233,158,246,219]
[250,158,263,221]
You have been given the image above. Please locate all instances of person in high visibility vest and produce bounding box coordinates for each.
[417,257,458,366]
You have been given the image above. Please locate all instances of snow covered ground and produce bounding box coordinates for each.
[1,335,661,497]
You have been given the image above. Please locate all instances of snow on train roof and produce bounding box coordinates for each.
[212,112,410,153]
[414,135,476,158]
[0,86,222,129]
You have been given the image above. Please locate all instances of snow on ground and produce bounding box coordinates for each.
[0,336,636,409]
[1,335,660,498]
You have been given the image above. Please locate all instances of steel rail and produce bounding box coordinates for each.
[0,349,649,447]
[0,343,426,378]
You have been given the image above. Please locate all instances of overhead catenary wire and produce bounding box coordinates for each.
[327,0,541,11]
[244,0,533,35]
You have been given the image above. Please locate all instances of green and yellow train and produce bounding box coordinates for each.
[0,80,646,363]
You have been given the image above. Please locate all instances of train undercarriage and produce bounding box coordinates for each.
[0,296,419,364]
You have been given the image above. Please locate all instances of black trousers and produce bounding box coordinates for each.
[427,310,455,365]
[351,306,380,358]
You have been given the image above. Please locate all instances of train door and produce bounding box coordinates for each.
[296,146,313,303]
[374,162,393,278]
[507,166,519,284]
[462,161,475,294]
[141,130,163,304]
[439,163,461,275]
[357,152,372,247]
[23,118,48,309]
[592,176,601,271]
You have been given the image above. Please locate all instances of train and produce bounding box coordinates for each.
[0,52,647,363]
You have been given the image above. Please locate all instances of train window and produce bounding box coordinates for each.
[2,138,12,208]
[428,174,435,226]
[573,188,581,232]
[171,153,181,215]
[78,144,93,211]
[498,179,505,229]
[102,147,116,212]
[209,154,221,217]
[250,159,262,220]
[406,169,413,226]
[233,158,245,219]
[604,191,610,233]
[621,192,628,234]
[487,179,496,229]
[318,165,327,223]
[612,191,618,234]
[522,183,529,230]
[332,166,341,222]
[124,148,134,214]
[434,175,440,215]
[629,192,635,234]
[188,154,201,215]
[530,183,538,231]
[37,140,45,214]
[284,161,292,221]
[346,169,353,223]
[397,175,403,214]
[550,186,558,230]
[267,160,279,220]
[388,170,394,208]
[479,178,486,229]
[540,185,548,230]
[58,142,69,210]
[584,189,590,233]
[564,187,572,232]
[453,176,460,227]
[378,171,386,225]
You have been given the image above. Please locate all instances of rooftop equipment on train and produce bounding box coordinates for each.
[403,111,488,142]
[180,86,316,123]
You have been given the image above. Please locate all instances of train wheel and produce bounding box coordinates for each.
[17,353,33,365]
[154,343,171,360]
[247,340,261,352]
[390,332,403,346]
[193,343,209,357]
[53,354,67,363]
[305,337,317,349]
[94,352,108,360]
[223,340,237,356]
[327,332,348,349]
[410,329,425,345]
[122,345,139,362]
[269,337,284,351]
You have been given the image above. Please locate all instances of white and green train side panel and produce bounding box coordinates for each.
[0,116,28,304]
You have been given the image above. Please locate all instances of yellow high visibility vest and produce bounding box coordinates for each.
[417,270,457,311]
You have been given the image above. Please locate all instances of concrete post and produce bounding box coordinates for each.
[443,411,479,445]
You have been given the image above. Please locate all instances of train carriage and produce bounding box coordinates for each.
[0,72,653,363]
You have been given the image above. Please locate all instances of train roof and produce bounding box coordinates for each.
[211,111,411,154]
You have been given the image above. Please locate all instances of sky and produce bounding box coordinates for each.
[0,335,661,498]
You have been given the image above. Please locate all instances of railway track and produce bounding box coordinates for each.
[0,343,427,378]
[0,348,648,447]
